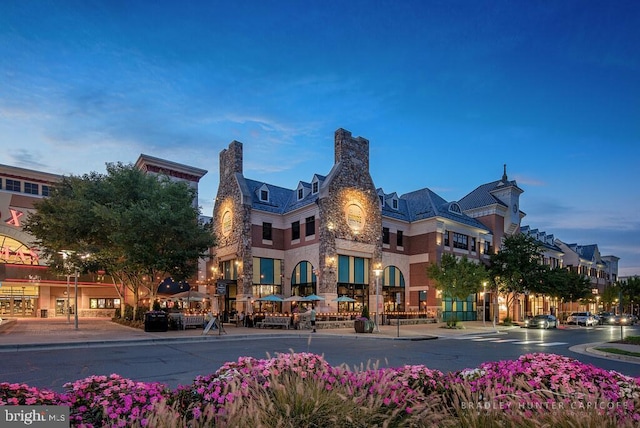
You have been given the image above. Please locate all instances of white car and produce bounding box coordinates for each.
[566,312,598,326]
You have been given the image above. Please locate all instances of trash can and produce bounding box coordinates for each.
[144,311,168,332]
[40,309,48,318]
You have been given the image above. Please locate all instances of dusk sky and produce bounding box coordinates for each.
[1,1,638,276]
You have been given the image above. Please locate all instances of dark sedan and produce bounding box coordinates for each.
[522,314,558,329]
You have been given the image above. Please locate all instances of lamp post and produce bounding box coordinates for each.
[482,281,487,327]
[74,268,79,330]
[66,274,71,324]
[60,251,71,324]
[373,267,383,333]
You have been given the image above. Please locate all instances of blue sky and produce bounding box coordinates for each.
[1,1,639,276]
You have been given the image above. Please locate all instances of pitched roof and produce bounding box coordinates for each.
[521,225,564,253]
[399,188,490,231]
[242,175,327,214]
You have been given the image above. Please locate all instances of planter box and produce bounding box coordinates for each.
[354,319,374,333]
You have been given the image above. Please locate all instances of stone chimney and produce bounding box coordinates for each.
[334,128,369,171]
[219,141,243,181]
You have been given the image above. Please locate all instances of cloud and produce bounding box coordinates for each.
[7,149,49,170]
[513,175,546,187]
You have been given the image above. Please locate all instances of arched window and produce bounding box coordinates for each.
[382,265,405,312]
[291,261,317,296]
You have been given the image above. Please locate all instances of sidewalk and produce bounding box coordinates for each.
[0,317,508,351]
[1,318,639,365]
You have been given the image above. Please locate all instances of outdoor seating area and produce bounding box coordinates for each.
[168,313,205,330]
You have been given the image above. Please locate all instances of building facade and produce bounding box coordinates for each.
[0,156,207,318]
[210,129,526,321]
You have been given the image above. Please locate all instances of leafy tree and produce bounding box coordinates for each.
[619,276,640,314]
[489,233,546,320]
[543,267,592,313]
[427,253,489,301]
[601,284,620,311]
[23,163,215,319]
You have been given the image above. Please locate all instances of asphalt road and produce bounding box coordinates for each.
[2,325,639,392]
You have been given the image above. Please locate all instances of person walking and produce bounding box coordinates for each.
[310,306,317,333]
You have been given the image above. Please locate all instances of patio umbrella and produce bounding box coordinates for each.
[256,294,284,302]
[332,296,356,302]
[171,290,209,301]
[303,294,325,301]
[284,295,307,302]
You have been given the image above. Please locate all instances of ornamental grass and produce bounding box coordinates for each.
[1,352,639,427]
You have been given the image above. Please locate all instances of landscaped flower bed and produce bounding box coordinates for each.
[1,352,639,427]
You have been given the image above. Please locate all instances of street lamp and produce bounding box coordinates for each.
[373,266,383,333]
[74,268,79,330]
[483,281,487,327]
[60,251,71,324]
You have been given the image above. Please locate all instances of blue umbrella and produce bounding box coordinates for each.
[303,294,325,301]
[256,294,284,302]
[332,296,356,303]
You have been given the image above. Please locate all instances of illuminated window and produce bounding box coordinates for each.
[89,298,119,309]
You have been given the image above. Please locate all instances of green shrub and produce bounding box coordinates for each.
[360,305,370,320]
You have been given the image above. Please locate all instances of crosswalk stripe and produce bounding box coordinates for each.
[450,336,567,347]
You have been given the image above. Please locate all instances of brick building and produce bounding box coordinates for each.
[210,128,524,321]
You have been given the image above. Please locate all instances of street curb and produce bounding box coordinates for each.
[0,332,442,353]
[570,342,640,365]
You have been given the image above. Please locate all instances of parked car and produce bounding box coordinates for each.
[597,312,616,325]
[523,314,558,329]
[566,312,598,326]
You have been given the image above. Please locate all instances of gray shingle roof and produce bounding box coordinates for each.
[242,173,487,232]
[521,225,564,253]
[398,188,490,231]
[242,175,327,214]
[458,179,521,211]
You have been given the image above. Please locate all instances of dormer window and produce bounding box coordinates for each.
[258,184,270,202]
[449,202,462,214]
[392,198,398,209]
[379,195,384,205]
[298,188,304,200]
[312,180,319,194]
